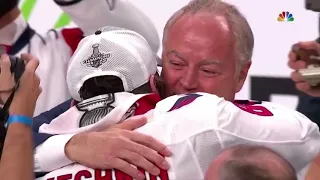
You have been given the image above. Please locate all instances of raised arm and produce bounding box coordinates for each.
[0,54,41,180]
[54,0,160,52]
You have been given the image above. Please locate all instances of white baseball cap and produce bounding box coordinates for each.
[67,26,158,101]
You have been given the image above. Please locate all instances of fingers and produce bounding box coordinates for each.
[33,75,42,96]
[21,54,39,74]
[14,54,41,106]
[120,148,161,176]
[19,54,40,90]
[291,71,309,91]
[295,81,311,92]
[0,54,11,76]
[126,131,172,157]
[289,41,320,97]
[20,53,33,63]
[114,116,147,130]
[288,52,306,70]
[295,82,320,97]
[290,71,320,96]
[297,41,320,52]
[288,41,320,70]
[122,137,170,170]
[110,158,146,180]
[0,54,15,94]
[290,71,304,83]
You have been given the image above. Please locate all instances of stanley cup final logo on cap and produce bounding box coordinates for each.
[82,44,111,68]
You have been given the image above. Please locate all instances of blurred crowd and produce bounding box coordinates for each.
[0,0,320,180]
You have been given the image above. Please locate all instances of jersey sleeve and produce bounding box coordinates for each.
[150,92,320,172]
[54,0,160,53]
[34,134,75,172]
[32,99,75,173]
[220,99,320,171]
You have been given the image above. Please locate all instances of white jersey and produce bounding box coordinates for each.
[37,92,320,180]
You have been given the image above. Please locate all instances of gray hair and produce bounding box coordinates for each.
[218,145,297,180]
[162,0,254,69]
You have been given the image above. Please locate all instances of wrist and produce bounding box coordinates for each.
[6,115,32,128]
[9,98,34,117]
[7,123,32,136]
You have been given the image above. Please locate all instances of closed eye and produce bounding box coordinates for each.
[169,60,184,69]
[202,69,220,76]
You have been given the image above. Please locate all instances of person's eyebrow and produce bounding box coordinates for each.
[167,50,185,60]
[167,50,221,65]
[199,59,222,66]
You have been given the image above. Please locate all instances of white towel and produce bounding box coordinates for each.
[39,92,148,134]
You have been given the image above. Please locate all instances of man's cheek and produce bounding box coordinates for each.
[200,79,222,94]
[163,69,179,83]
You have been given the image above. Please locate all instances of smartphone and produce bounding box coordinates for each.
[292,43,320,86]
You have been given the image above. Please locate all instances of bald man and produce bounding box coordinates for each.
[205,145,297,180]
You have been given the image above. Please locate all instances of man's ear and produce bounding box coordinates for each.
[149,75,158,93]
[236,61,251,93]
[70,99,78,107]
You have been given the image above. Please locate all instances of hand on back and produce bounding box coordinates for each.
[65,116,172,180]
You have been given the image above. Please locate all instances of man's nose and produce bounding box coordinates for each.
[180,69,198,91]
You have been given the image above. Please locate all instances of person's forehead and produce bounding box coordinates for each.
[168,12,230,39]
[165,12,234,64]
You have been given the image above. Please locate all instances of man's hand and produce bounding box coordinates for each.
[9,54,41,117]
[65,116,172,180]
[0,54,15,104]
[305,153,320,180]
[288,41,320,97]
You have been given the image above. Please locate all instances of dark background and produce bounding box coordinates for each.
[250,76,306,106]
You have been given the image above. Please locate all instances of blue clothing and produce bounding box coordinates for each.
[297,96,320,128]
[32,99,72,147]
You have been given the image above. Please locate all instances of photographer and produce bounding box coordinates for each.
[0,54,41,180]
[288,41,320,125]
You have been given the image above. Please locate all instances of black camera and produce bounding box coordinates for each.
[9,56,25,82]
[0,45,25,82]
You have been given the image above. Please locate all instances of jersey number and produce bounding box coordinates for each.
[233,100,273,116]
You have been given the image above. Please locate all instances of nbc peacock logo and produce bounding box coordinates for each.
[277,11,294,22]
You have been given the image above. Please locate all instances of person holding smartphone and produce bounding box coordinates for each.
[288,41,320,124]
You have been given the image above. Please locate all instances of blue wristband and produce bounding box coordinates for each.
[6,115,32,128]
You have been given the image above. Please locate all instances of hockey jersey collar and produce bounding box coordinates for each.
[0,14,27,46]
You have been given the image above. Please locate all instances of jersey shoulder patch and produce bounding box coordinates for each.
[168,93,203,112]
